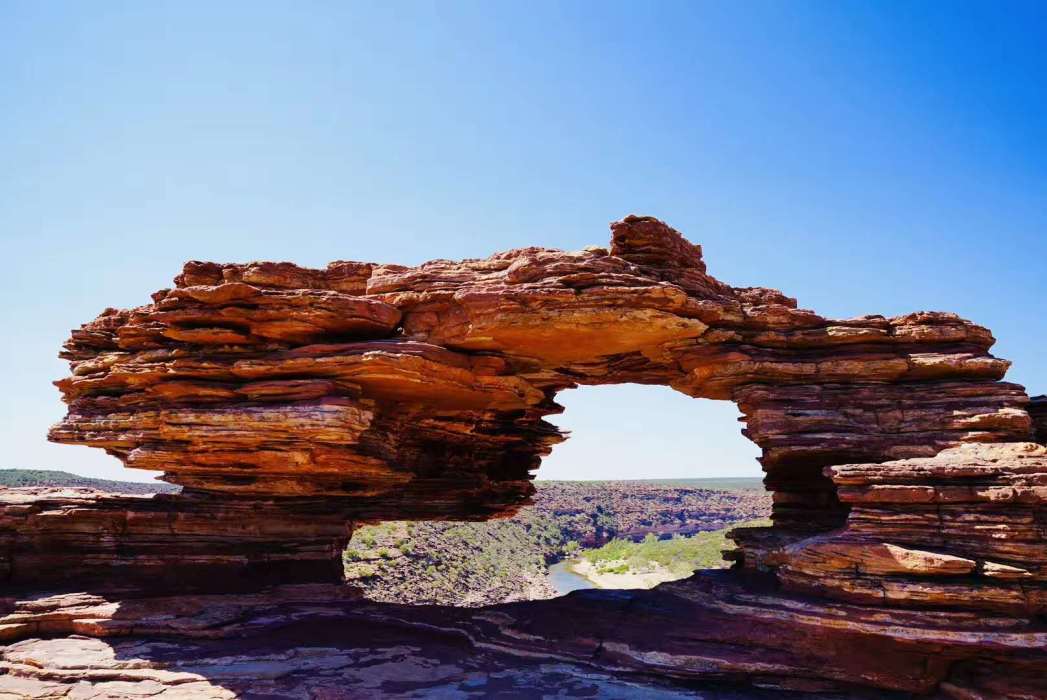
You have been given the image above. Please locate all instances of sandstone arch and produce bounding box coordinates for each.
[36,215,1035,589]
[3,216,1045,696]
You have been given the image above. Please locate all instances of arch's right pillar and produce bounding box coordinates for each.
[730,380,1046,616]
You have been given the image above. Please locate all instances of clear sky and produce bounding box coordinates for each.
[1,1,1044,483]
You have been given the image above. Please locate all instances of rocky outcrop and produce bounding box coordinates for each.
[0,487,353,592]
[45,216,1031,560]
[6,215,1043,696]
[1,574,1043,698]
[1030,394,1047,444]
[737,443,1047,615]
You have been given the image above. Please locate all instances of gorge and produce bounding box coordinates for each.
[1,215,1045,698]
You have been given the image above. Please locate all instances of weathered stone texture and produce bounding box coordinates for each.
[5,215,1043,696]
[46,215,1033,539]
[1030,394,1047,444]
[1,575,1043,698]
[0,488,353,592]
[769,443,1047,615]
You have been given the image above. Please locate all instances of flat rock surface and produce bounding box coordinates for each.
[3,575,1044,699]
[0,580,922,700]
[0,631,853,700]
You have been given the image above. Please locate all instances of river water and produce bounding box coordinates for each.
[547,559,595,595]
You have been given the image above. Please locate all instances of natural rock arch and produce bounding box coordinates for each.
[3,216,1044,696]
[35,216,1034,588]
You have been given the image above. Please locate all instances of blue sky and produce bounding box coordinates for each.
[1,1,1044,482]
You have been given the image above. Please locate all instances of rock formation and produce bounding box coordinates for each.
[0,488,352,592]
[1031,394,1047,444]
[740,442,1047,615]
[1,215,1043,697]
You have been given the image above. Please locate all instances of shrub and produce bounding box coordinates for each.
[580,518,771,576]
[350,564,377,578]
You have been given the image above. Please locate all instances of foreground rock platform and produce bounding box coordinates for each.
[3,215,1044,696]
[0,574,1042,699]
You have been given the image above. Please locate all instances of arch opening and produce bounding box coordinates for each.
[343,384,776,606]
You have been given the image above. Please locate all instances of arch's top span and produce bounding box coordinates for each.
[32,215,1045,614]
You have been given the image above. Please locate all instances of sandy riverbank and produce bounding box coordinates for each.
[569,558,690,590]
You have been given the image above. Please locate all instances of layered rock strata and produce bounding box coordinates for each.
[6,215,1043,696]
[44,216,1033,587]
[0,488,353,592]
[733,443,1047,615]
[1030,394,1047,444]
[1,573,1043,698]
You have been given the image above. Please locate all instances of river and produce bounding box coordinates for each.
[547,559,595,595]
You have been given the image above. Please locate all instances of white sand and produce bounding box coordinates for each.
[569,558,688,590]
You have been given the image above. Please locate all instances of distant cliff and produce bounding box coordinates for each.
[0,469,178,494]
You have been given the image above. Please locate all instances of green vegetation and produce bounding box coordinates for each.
[0,469,177,494]
[536,477,765,491]
[341,483,772,606]
[354,564,377,578]
[6,469,771,604]
[342,515,576,605]
[582,518,771,575]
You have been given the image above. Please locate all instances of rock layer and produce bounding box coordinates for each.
[1031,394,1047,444]
[1,575,1043,699]
[736,443,1047,616]
[0,488,353,593]
[6,215,1044,696]
[46,216,1032,536]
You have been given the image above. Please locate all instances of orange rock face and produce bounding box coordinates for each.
[38,216,1039,590]
[48,215,1031,527]
[4,215,1044,697]
[763,443,1047,615]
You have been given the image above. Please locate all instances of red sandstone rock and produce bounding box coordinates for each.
[0,487,354,592]
[3,215,1043,697]
[1030,394,1047,444]
[765,442,1047,616]
[47,215,1032,531]
[0,575,1043,698]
